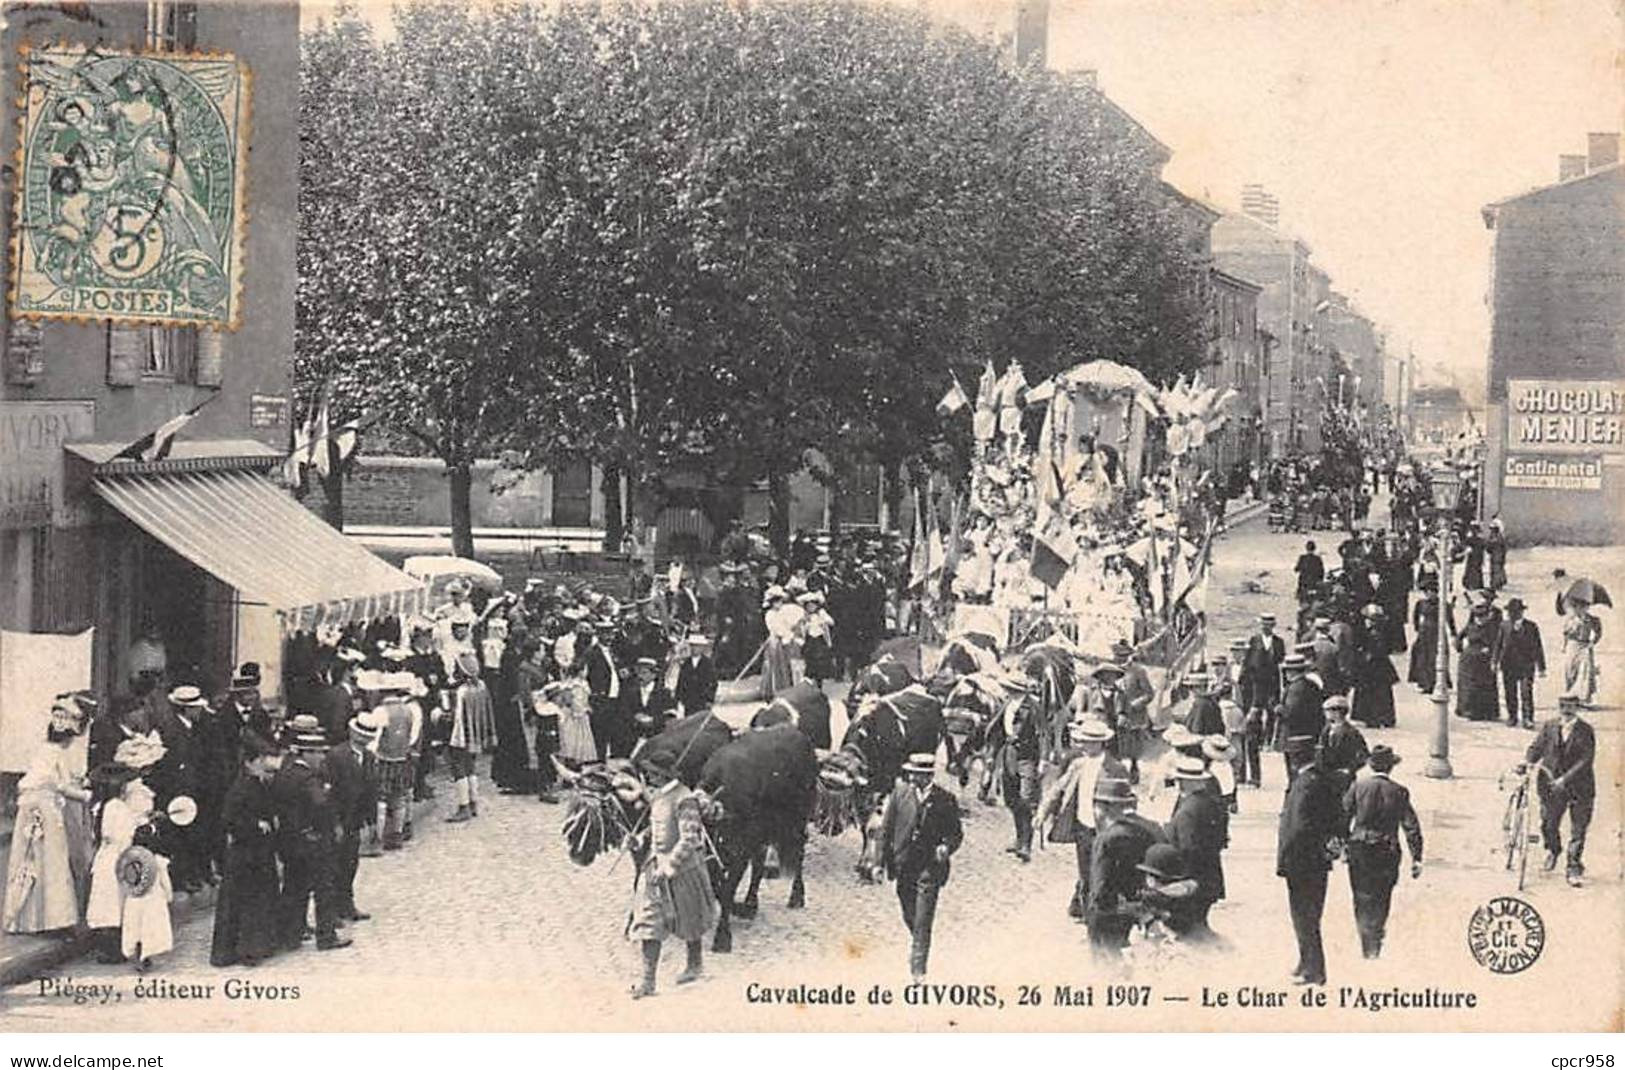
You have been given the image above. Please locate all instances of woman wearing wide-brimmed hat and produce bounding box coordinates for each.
[3,698,93,935]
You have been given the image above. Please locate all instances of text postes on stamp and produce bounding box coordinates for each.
[10,44,248,329]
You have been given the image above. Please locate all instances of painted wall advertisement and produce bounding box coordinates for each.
[1503,454,1602,490]
[0,401,96,529]
[1504,379,1625,452]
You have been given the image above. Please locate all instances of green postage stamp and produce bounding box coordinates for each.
[10,44,249,328]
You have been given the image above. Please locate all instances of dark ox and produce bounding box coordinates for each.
[821,687,944,883]
[559,715,818,954]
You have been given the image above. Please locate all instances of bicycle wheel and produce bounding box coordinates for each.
[1502,788,1521,871]
[1511,791,1530,891]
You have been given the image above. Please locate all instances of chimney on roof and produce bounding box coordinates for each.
[1559,154,1589,182]
[1587,132,1619,171]
[1014,0,1049,69]
[1240,183,1280,227]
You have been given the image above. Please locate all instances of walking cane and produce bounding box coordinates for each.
[732,640,768,683]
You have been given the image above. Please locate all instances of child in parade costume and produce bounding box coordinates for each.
[440,652,495,823]
[797,591,836,687]
[626,755,720,999]
[118,818,175,972]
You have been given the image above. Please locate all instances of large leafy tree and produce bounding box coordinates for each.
[299,0,1210,558]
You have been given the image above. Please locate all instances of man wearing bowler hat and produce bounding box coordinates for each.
[1085,777,1166,959]
[272,716,348,951]
[1498,597,1546,729]
[1342,744,1422,959]
[1523,694,1596,887]
[877,752,962,981]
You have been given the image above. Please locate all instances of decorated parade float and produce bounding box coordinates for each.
[921,359,1238,703]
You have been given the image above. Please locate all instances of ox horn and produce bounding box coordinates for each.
[551,755,581,786]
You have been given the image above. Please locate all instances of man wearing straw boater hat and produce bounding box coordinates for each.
[1036,718,1125,922]
[271,715,349,952]
[877,752,963,981]
[363,671,423,850]
[1342,744,1422,959]
[674,634,718,716]
[1165,754,1228,936]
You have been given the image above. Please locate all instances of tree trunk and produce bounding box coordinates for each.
[882,461,904,534]
[767,469,791,561]
[448,459,476,560]
[320,470,344,530]
[602,462,624,553]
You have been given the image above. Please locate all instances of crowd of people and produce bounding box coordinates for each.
[0,449,1604,992]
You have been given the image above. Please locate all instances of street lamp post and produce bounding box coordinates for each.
[1424,466,1464,779]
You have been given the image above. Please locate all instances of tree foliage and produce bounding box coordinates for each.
[298,0,1209,554]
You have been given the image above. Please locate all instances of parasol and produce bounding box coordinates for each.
[403,555,503,590]
[1563,578,1612,608]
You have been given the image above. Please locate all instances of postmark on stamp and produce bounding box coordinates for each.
[1466,896,1546,975]
[10,44,248,328]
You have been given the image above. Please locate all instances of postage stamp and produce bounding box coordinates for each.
[9,44,249,329]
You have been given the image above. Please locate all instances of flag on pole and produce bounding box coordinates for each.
[1029,510,1077,591]
[112,396,214,462]
[936,375,969,417]
[283,403,313,487]
[973,361,998,443]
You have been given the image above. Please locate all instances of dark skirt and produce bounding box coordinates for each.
[1353,664,1398,728]
[1456,646,1498,720]
[803,635,834,681]
[210,848,281,966]
[1408,628,1447,693]
[491,697,533,791]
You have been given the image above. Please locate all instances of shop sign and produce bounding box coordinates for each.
[1503,453,1602,491]
[249,394,290,428]
[1506,379,1625,453]
[0,401,95,529]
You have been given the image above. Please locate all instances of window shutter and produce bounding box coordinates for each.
[195,329,222,387]
[107,325,142,386]
[4,319,44,384]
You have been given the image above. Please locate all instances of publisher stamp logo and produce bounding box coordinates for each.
[1467,896,1545,974]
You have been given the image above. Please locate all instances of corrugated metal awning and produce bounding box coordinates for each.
[93,468,427,634]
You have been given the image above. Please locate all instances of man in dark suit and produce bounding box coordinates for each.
[1295,541,1324,605]
[1085,776,1166,960]
[1277,739,1342,985]
[310,652,365,744]
[1276,653,1325,785]
[153,685,206,891]
[1498,598,1546,728]
[1342,745,1423,959]
[674,635,718,715]
[984,693,1042,862]
[579,621,625,759]
[1311,619,1343,695]
[626,657,677,744]
[878,752,963,980]
[272,716,348,951]
[1524,694,1596,886]
[1243,614,1286,783]
[322,717,379,924]
[1165,756,1228,937]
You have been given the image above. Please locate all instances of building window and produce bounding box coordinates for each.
[147,0,198,50]
[143,327,197,381]
[551,462,594,528]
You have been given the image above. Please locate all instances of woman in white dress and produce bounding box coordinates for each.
[758,586,802,700]
[545,677,598,767]
[1560,598,1599,705]
[86,778,155,962]
[3,705,91,934]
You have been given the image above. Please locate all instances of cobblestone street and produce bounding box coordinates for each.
[4,503,1618,1031]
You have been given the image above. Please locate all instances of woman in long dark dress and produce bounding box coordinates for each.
[210,735,282,967]
[1408,592,1452,694]
[1454,594,1502,721]
[490,622,534,795]
[1461,529,1486,592]
[1352,606,1399,728]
